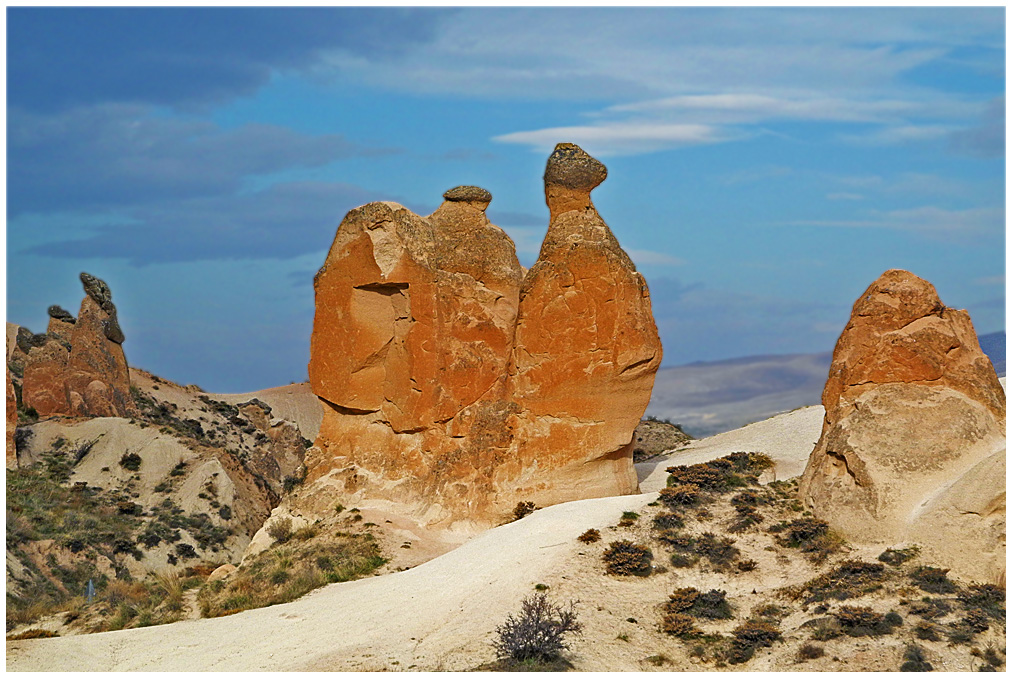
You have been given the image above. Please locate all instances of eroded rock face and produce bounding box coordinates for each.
[21,273,139,419]
[799,269,1006,584]
[305,145,661,527]
[6,366,16,468]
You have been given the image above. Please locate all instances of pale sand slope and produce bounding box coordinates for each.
[210,382,323,441]
[638,405,824,492]
[7,493,657,672]
[7,405,827,672]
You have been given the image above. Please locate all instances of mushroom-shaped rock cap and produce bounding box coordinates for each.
[442,185,492,212]
[544,142,607,192]
[47,305,75,322]
[80,272,112,306]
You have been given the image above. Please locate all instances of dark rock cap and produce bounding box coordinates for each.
[544,143,607,192]
[80,272,112,306]
[80,272,125,344]
[442,185,492,205]
[47,305,76,323]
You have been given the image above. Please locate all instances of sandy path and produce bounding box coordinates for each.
[638,405,823,492]
[7,493,657,672]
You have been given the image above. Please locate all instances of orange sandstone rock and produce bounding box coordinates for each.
[799,269,1005,584]
[6,366,16,468]
[305,146,661,527]
[21,273,138,419]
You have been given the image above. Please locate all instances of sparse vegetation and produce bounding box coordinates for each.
[199,532,385,618]
[118,452,142,471]
[878,546,919,566]
[491,592,582,669]
[798,560,886,603]
[267,517,293,544]
[910,567,956,594]
[603,541,653,576]
[576,529,601,544]
[797,643,824,661]
[833,605,902,637]
[512,501,537,522]
[900,643,933,672]
[727,619,782,664]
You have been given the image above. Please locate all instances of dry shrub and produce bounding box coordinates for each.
[877,546,918,566]
[737,559,758,572]
[958,583,1005,621]
[603,541,653,576]
[267,517,293,544]
[659,484,701,508]
[664,588,699,614]
[797,643,824,661]
[727,619,781,664]
[900,644,933,672]
[512,502,536,522]
[492,593,581,664]
[7,629,59,640]
[833,606,902,637]
[661,612,698,637]
[729,505,763,532]
[576,529,601,544]
[801,559,885,603]
[910,567,956,594]
[694,532,739,569]
[652,511,685,531]
[909,597,952,620]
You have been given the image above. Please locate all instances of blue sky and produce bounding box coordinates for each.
[6,7,1005,392]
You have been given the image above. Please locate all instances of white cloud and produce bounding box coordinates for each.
[974,274,1005,286]
[493,122,740,156]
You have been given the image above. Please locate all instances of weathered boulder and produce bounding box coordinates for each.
[799,269,1005,584]
[632,419,693,461]
[305,145,661,527]
[46,305,76,343]
[21,273,138,418]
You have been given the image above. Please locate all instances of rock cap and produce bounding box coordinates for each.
[544,142,607,192]
[47,305,75,323]
[442,185,492,212]
[80,272,112,306]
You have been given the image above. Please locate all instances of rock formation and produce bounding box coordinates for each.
[305,145,661,526]
[632,419,692,461]
[21,273,139,419]
[799,269,1006,584]
[6,366,16,468]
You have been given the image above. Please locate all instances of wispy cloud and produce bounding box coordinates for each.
[840,124,953,146]
[493,122,740,156]
[826,192,864,201]
[784,205,1003,239]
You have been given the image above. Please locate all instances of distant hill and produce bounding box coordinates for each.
[646,330,1005,438]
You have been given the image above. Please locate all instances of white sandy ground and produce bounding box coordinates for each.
[7,405,825,672]
[7,390,1005,671]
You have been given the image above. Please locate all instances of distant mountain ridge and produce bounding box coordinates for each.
[646,330,1005,438]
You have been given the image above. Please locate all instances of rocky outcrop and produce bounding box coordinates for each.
[236,398,307,496]
[6,366,16,468]
[799,269,1006,584]
[21,273,139,419]
[305,145,661,527]
[632,419,692,461]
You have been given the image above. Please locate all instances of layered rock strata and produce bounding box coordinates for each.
[306,146,661,526]
[799,269,1006,584]
[21,273,139,419]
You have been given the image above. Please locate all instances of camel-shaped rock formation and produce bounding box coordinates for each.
[21,272,139,420]
[306,143,662,527]
[799,269,1006,584]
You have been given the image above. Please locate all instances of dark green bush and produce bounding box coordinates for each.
[900,644,933,672]
[119,452,142,471]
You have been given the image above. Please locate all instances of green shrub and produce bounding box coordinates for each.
[900,644,933,672]
[119,452,142,471]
